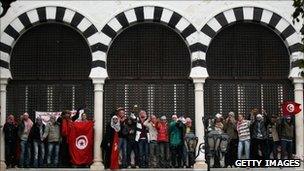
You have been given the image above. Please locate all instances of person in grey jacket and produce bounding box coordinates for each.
[43,116,61,167]
[143,114,158,168]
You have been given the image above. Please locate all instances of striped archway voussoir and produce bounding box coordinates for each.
[0,6,101,78]
[197,6,303,75]
[98,6,206,69]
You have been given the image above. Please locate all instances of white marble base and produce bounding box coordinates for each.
[90,161,104,170]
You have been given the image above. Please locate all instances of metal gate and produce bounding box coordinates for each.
[204,22,293,118]
[7,22,93,119]
[104,79,195,131]
[7,80,94,119]
[105,22,194,131]
[204,79,294,117]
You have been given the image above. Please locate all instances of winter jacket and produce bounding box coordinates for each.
[144,120,158,141]
[29,123,45,142]
[224,121,238,140]
[3,122,18,143]
[135,120,149,141]
[156,122,169,142]
[118,120,129,139]
[126,119,137,141]
[251,120,267,140]
[43,123,61,142]
[279,120,294,140]
[169,120,183,146]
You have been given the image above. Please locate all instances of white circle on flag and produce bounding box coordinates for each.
[287,104,295,113]
[76,135,88,150]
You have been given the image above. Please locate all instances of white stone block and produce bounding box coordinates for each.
[124,9,137,23]
[176,17,190,32]
[144,6,154,20]
[27,9,39,24]
[92,51,106,62]
[46,6,56,20]
[77,17,91,32]
[160,8,173,23]
[107,17,122,32]
[0,33,14,46]
[223,9,236,24]
[63,9,75,23]
[207,17,221,32]
[261,9,272,24]
[243,7,254,20]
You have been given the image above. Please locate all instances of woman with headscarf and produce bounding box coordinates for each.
[4,114,18,168]
[101,115,121,169]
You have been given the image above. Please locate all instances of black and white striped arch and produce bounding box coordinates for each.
[0,6,100,78]
[198,6,302,75]
[98,6,203,69]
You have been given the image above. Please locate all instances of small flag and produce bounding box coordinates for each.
[282,101,301,116]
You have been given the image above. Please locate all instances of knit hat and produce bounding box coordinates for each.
[215,113,222,119]
[160,115,167,120]
[228,111,235,117]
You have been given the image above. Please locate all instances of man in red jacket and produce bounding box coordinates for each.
[156,115,170,168]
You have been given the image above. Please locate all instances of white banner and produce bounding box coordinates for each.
[35,111,61,125]
[35,109,83,124]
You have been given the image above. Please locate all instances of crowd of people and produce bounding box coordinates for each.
[3,106,296,169]
[206,109,295,168]
[101,106,197,169]
[3,110,89,168]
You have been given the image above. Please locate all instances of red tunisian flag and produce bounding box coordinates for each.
[282,101,302,116]
[68,121,94,165]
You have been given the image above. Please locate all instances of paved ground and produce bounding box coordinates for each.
[3,168,303,171]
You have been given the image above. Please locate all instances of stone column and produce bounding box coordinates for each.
[0,78,8,170]
[293,78,304,163]
[192,78,206,168]
[90,78,106,170]
[190,65,208,168]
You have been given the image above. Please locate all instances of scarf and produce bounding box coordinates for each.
[24,119,33,134]
[111,116,120,132]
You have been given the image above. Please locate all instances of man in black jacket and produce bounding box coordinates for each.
[251,114,267,162]
[3,114,18,168]
[29,117,45,168]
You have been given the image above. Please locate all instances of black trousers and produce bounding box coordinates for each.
[5,140,17,167]
[225,139,238,167]
[170,144,183,168]
[252,139,266,163]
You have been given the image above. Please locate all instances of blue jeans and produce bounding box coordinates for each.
[19,140,31,168]
[149,141,158,168]
[119,138,127,168]
[33,140,45,167]
[47,142,60,167]
[138,139,149,168]
[158,142,170,168]
[238,140,250,159]
[281,139,293,159]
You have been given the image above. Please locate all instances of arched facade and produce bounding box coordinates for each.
[0,6,100,79]
[98,6,203,70]
[196,6,302,78]
[0,2,303,170]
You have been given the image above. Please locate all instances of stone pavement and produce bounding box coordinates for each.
[3,168,303,171]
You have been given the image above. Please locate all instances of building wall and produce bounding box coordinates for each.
[1,1,302,35]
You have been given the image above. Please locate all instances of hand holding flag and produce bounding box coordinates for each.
[282,101,302,116]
